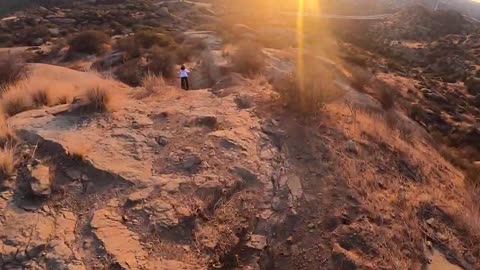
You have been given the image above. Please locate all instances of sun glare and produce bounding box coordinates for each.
[296,0,320,95]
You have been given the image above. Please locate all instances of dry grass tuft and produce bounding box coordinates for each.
[84,86,114,112]
[1,88,33,116]
[140,72,165,98]
[0,146,15,180]
[31,88,50,107]
[232,42,265,76]
[0,113,16,147]
[0,54,29,93]
[463,191,480,238]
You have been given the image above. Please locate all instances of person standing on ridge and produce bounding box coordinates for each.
[179,65,190,90]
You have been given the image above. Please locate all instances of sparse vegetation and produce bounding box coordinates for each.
[31,88,50,107]
[274,64,344,114]
[232,42,265,76]
[68,30,111,55]
[0,146,15,180]
[1,88,33,116]
[375,81,395,111]
[116,30,175,59]
[0,54,29,93]
[83,86,118,112]
[141,72,165,97]
[0,114,16,147]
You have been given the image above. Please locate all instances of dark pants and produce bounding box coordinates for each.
[181,77,189,90]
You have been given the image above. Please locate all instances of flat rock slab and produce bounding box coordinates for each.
[91,209,147,269]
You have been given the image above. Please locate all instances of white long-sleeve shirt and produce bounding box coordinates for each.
[179,69,190,78]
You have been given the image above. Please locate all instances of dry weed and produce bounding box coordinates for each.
[377,84,395,111]
[462,197,480,238]
[140,72,165,98]
[31,88,50,107]
[84,86,115,112]
[1,87,33,116]
[0,54,29,93]
[0,113,16,147]
[0,146,15,180]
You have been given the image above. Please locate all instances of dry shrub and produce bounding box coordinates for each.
[1,88,33,116]
[232,42,265,76]
[0,113,16,147]
[274,69,344,114]
[1,77,77,116]
[31,88,50,107]
[0,54,29,93]
[134,30,173,49]
[115,36,141,58]
[375,81,396,111]
[147,46,177,78]
[141,72,165,96]
[84,86,114,112]
[68,30,110,54]
[114,59,145,86]
[0,146,15,180]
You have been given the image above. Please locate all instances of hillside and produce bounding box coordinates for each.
[0,1,479,270]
